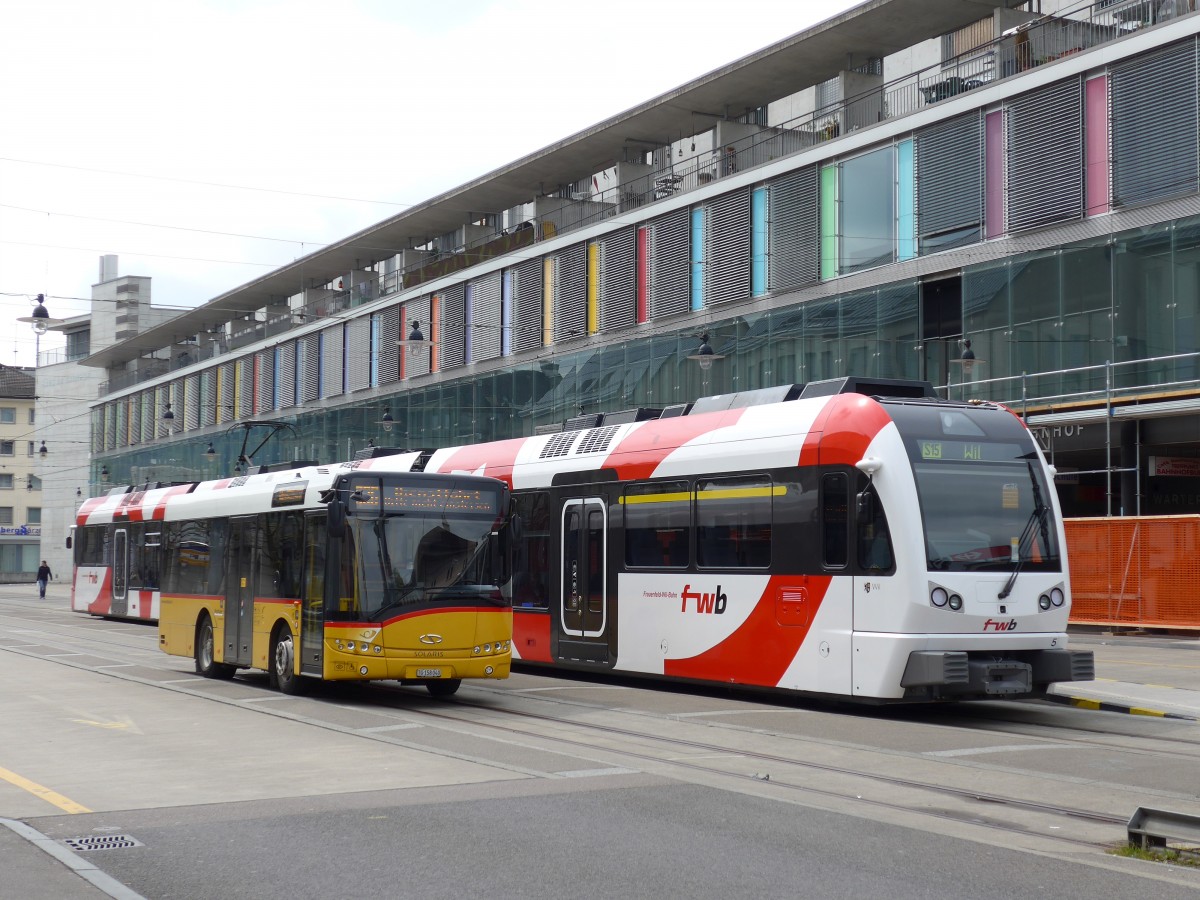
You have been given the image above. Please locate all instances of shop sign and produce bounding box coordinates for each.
[1149,456,1200,477]
[0,525,39,536]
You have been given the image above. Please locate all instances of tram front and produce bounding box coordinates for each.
[855,399,1094,701]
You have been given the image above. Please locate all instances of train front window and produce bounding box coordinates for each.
[907,441,1059,573]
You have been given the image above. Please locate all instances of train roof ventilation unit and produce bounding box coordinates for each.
[799,377,936,399]
[564,413,604,431]
[540,431,580,459]
[574,424,622,455]
[599,407,662,425]
[691,384,804,415]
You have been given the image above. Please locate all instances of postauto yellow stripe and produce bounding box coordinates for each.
[620,486,788,504]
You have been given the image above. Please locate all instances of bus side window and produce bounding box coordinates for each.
[821,473,849,569]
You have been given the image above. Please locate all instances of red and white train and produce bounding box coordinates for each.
[358,376,1093,702]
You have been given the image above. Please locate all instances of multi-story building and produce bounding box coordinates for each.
[82,0,1200,525]
[35,255,185,575]
[0,365,42,580]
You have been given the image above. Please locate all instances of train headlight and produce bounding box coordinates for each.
[1039,594,1052,610]
[1050,587,1065,607]
[931,587,949,608]
[947,594,962,611]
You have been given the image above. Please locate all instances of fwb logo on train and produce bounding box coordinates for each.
[681,584,727,615]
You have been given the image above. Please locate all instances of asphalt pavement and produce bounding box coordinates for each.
[2,607,1198,899]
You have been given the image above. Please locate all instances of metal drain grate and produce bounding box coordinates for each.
[62,834,143,852]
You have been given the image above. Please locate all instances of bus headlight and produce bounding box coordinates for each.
[1050,587,1065,607]
[483,643,491,654]
[931,587,949,608]
[474,645,481,654]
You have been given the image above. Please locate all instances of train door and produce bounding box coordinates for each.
[557,497,609,663]
[222,517,256,667]
[112,527,128,616]
[819,473,854,694]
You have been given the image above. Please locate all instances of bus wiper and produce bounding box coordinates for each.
[369,584,423,620]
[997,505,1046,600]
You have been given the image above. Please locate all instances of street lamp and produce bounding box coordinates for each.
[16,294,63,367]
[397,320,431,357]
[687,332,725,392]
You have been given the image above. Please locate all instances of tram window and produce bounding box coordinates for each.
[586,508,604,612]
[511,492,550,609]
[856,484,894,573]
[624,481,689,568]
[822,473,849,568]
[76,526,109,567]
[128,527,162,590]
[696,476,772,569]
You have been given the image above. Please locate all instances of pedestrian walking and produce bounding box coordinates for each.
[36,560,52,599]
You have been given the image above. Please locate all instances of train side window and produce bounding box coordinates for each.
[856,484,894,573]
[822,473,849,569]
[128,526,162,590]
[76,525,109,567]
[696,476,772,569]
[511,492,551,609]
[624,481,689,568]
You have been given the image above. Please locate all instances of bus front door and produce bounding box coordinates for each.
[557,498,609,665]
[112,528,128,617]
[223,517,256,667]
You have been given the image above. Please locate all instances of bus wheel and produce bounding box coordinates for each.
[195,615,235,680]
[426,678,461,698]
[271,626,306,695]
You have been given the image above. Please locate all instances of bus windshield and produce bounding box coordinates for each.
[341,477,508,620]
[895,406,1061,573]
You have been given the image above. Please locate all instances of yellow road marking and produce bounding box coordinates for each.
[0,766,91,814]
[71,718,129,730]
[1129,707,1167,717]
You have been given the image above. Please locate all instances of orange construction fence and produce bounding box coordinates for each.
[1066,515,1200,630]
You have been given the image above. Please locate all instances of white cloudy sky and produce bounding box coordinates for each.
[0,0,860,366]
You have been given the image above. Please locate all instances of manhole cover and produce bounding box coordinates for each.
[61,834,143,852]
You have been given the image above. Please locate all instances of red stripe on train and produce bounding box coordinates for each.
[664,575,830,685]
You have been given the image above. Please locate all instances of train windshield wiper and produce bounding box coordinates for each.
[997,504,1047,600]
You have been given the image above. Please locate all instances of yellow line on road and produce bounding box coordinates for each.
[0,766,91,814]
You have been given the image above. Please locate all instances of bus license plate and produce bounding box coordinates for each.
[416,668,442,678]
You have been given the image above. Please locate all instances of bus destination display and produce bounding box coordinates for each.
[350,481,499,515]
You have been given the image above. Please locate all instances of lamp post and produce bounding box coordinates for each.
[686,332,725,393]
[16,294,63,368]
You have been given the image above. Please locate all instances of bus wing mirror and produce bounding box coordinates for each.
[491,529,510,586]
[328,499,347,539]
[65,536,73,550]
